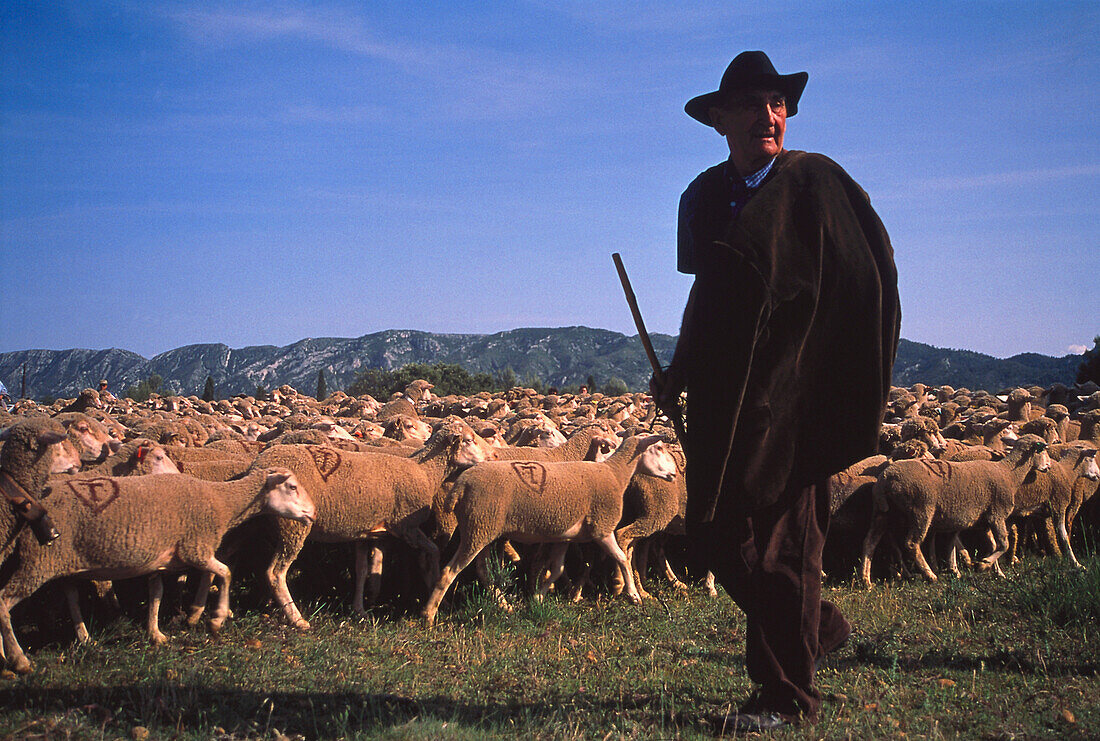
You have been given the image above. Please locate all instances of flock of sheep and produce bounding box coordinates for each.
[0,377,1098,674]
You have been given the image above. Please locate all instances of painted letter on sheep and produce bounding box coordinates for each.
[66,478,120,514]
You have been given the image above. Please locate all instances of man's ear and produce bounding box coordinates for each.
[708,106,726,135]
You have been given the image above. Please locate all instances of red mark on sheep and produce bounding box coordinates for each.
[918,459,953,480]
[66,478,120,514]
[511,462,547,494]
[309,447,342,481]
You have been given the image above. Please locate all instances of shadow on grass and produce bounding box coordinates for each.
[846,641,1100,676]
[0,684,713,738]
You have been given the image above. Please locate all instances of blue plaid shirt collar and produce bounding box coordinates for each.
[742,157,776,189]
[725,156,777,214]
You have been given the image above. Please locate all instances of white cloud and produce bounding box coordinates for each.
[1068,344,1088,355]
[158,5,588,119]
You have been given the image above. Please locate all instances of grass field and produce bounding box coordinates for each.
[1,551,1098,740]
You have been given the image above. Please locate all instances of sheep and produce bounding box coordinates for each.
[203,438,264,457]
[899,416,948,456]
[376,380,434,421]
[1049,444,1100,539]
[56,388,103,414]
[0,467,315,673]
[609,439,687,601]
[53,412,121,465]
[1044,404,1073,443]
[249,421,490,629]
[1017,417,1061,444]
[488,424,618,464]
[47,439,181,641]
[382,414,432,444]
[860,434,1051,587]
[77,438,181,477]
[421,433,677,627]
[941,419,1017,461]
[0,418,71,551]
[1007,443,1099,569]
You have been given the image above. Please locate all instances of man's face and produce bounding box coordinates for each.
[709,88,787,174]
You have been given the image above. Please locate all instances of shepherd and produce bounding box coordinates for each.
[651,50,901,731]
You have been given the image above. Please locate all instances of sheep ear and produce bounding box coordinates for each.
[38,430,68,446]
[108,439,122,453]
[266,470,291,487]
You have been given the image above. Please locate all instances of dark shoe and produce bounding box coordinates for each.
[709,711,789,734]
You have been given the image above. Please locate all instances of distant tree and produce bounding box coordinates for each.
[521,373,546,395]
[602,376,630,396]
[125,373,163,403]
[346,368,393,400]
[497,366,518,391]
[255,384,268,401]
[202,376,216,402]
[347,362,496,400]
[1077,336,1100,385]
[586,374,596,390]
[316,369,328,400]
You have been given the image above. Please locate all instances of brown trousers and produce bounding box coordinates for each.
[689,481,850,721]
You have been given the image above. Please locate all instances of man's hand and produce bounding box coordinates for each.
[649,365,686,418]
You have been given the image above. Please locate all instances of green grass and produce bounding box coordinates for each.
[1,554,1098,740]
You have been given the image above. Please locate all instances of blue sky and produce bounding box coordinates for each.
[2,1,1097,360]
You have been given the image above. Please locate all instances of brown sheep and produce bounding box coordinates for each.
[860,435,1051,587]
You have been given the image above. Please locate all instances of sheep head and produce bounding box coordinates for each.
[632,435,677,481]
[261,468,316,524]
[1006,434,1051,473]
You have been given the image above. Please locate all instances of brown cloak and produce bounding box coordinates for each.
[680,149,900,521]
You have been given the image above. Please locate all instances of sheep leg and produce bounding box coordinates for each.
[945,535,965,578]
[1041,516,1063,557]
[659,541,690,592]
[475,550,514,611]
[1007,522,1021,564]
[594,533,641,605]
[422,537,486,627]
[147,575,168,645]
[367,545,384,602]
[975,519,1009,576]
[63,582,91,643]
[0,572,51,673]
[903,514,937,582]
[502,539,522,563]
[265,520,312,631]
[534,543,569,602]
[352,542,383,616]
[568,557,592,603]
[201,558,233,631]
[860,510,891,588]
[612,525,638,597]
[186,571,214,626]
[0,596,32,674]
[631,540,654,600]
[1051,509,1084,570]
[396,525,441,590]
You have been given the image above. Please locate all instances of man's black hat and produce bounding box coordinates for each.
[685,51,808,126]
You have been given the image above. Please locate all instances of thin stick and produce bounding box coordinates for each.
[611,253,687,445]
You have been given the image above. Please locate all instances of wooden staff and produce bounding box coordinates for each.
[611,253,687,445]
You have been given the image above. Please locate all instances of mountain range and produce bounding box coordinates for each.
[0,328,1085,401]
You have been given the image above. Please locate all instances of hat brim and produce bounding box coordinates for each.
[685,71,808,126]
